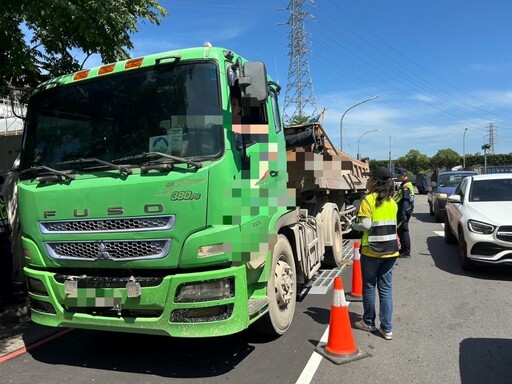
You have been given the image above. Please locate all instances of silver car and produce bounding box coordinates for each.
[444,173,512,270]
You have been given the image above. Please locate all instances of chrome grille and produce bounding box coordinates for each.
[45,240,171,261]
[40,216,175,234]
[497,226,512,242]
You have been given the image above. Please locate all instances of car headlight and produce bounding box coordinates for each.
[467,219,495,235]
[435,193,448,199]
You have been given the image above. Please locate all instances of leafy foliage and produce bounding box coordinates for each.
[429,148,461,170]
[0,0,167,92]
[395,149,430,174]
[289,115,311,126]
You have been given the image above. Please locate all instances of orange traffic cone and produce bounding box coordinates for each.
[347,241,363,301]
[315,276,370,365]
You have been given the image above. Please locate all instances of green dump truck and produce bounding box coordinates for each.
[17,45,369,337]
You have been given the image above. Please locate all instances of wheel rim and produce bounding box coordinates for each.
[274,258,295,309]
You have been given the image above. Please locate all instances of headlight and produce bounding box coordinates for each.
[175,278,234,302]
[435,193,448,199]
[198,243,225,258]
[467,219,495,235]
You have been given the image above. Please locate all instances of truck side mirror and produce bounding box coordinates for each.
[239,62,269,102]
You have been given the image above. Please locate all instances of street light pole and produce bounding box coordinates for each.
[339,95,379,152]
[357,129,382,160]
[388,135,392,171]
[482,144,490,174]
[463,128,468,169]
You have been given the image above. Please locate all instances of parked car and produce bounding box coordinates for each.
[428,170,477,222]
[444,173,512,270]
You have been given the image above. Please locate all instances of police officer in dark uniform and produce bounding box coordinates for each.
[394,168,414,257]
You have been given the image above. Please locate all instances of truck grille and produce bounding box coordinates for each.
[44,240,171,261]
[39,215,175,234]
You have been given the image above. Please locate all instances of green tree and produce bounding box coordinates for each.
[395,149,430,174]
[0,0,167,92]
[289,115,310,126]
[430,148,460,170]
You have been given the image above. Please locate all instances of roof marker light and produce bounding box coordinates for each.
[98,63,116,75]
[125,58,144,69]
[73,70,90,81]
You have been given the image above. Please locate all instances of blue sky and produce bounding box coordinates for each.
[86,0,512,161]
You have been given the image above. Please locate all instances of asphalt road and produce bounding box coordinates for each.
[1,194,511,383]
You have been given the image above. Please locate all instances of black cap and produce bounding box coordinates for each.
[363,166,392,181]
[396,167,408,175]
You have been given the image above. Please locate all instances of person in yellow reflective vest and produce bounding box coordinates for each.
[0,175,15,305]
[394,167,415,258]
[350,167,399,340]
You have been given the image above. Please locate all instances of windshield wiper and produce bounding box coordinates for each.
[58,158,132,175]
[19,166,75,182]
[113,152,202,169]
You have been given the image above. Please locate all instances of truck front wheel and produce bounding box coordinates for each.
[257,234,297,336]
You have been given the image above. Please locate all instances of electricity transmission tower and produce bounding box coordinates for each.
[485,122,496,154]
[281,0,318,125]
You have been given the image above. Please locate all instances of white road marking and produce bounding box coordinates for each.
[295,326,330,384]
[295,261,350,384]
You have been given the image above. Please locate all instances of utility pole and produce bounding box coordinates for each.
[281,0,318,124]
[388,135,392,171]
[481,144,490,174]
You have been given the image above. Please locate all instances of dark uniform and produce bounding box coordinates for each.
[394,168,414,257]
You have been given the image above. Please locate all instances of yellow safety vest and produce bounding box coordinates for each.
[359,193,399,258]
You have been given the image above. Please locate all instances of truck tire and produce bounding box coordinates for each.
[322,214,344,268]
[256,234,297,336]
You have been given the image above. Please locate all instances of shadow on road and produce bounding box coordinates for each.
[303,306,330,325]
[459,338,512,384]
[26,327,280,378]
[412,211,435,224]
[427,235,512,281]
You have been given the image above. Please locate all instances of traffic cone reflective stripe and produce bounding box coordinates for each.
[349,241,363,299]
[315,276,370,365]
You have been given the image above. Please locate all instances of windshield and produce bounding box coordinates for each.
[20,61,223,174]
[470,179,512,202]
[439,173,474,187]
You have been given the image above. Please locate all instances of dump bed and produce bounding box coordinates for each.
[284,122,369,197]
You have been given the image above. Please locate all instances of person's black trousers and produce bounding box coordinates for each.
[398,216,411,255]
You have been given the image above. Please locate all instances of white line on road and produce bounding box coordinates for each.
[295,326,330,384]
[295,261,350,384]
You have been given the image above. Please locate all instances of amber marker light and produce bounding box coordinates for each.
[125,58,144,69]
[73,69,90,81]
[98,63,116,75]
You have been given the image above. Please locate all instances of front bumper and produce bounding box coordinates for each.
[24,265,267,337]
[464,227,512,264]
